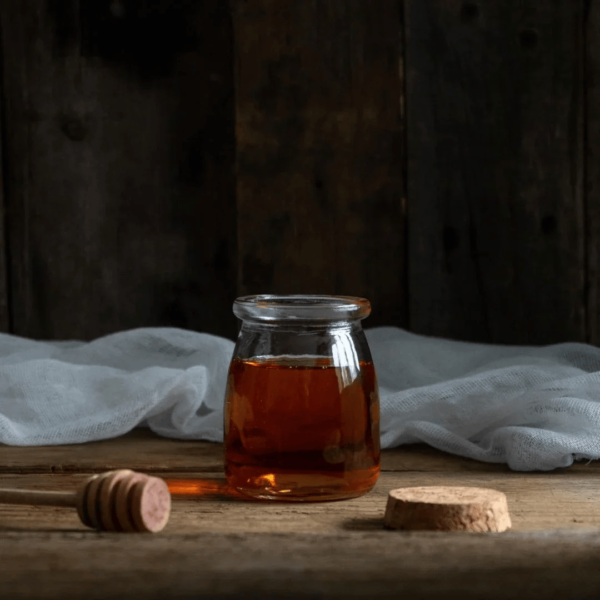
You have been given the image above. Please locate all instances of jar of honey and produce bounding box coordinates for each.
[224,295,380,501]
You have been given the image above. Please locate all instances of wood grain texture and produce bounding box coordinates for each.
[0,429,224,474]
[587,0,600,344]
[3,469,600,534]
[0,428,512,474]
[0,71,10,332]
[1,530,600,599]
[406,0,585,344]
[234,0,405,328]
[4,428,599,475]
[0,0,237,340]
[2,435,600,597]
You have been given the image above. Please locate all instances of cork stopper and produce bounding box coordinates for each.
[384,486,511,532]
[76,470,171,533]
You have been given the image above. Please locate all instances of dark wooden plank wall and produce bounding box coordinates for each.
[406,0,585,345]
[588,0,600,345]
[0,0,594,344]
[234,0,405,329]
[0,0,238,340]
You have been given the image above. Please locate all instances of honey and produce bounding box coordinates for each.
[224,355,380,501]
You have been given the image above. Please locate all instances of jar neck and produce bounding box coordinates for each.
[238,320,362,334]
[233,319,372,363]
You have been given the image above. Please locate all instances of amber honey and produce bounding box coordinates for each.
[224,355,380,501]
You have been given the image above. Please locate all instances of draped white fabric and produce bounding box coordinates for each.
[1,326,599,471]
[369,327,600,470]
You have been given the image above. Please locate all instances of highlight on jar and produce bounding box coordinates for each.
[223,295,381,502]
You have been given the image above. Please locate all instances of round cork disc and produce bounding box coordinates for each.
[129,477,171,533]
[384,486,512,532]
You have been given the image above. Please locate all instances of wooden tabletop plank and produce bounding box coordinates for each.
[3,429,597,474]
[0,429,223,474]
[1,469,599,534]
[1,529,600,600]
[2,433,599,598]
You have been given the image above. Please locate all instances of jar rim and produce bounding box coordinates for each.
[233,294,371,322]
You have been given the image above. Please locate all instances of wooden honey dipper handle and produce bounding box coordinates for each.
[0,488,77,507]
[0,470,171,533]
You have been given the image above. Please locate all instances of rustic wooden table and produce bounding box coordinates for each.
[1,429,600,599]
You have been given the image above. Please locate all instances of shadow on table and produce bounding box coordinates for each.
[0,524,85,533]
[339,516,386,531]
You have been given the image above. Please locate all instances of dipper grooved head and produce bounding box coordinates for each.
[76,470,171,533]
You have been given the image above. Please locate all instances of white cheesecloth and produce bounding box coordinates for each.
[1,326,600,471]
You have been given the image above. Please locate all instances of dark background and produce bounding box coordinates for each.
[0,0,593,344]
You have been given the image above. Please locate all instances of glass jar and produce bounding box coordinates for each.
[224,295,380,501]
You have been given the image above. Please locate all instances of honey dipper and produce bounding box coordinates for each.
[0,469,171,533]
